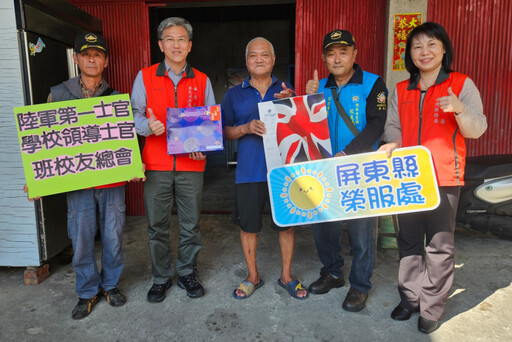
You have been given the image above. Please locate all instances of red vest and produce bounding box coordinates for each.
[396,72,468,186]
[141,62,208,171]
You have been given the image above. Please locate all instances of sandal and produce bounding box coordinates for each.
[232,279,264,300]
[278,279,309,300]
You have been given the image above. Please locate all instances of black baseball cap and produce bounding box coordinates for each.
[322,29,355,50]
[74,32,108,55]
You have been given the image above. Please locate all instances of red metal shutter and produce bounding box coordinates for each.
[428,0,512,156]
[295,0,387,95]
[71,1,151,215]
[71,1,151,94]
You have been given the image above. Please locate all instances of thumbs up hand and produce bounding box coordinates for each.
[305,69,320,95]
[274,82,296,99]
[439,87,465,114]
[147,108,165,136]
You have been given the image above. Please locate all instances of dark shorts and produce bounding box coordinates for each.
[232,182,290,233]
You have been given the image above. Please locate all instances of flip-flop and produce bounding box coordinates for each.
[278,279,309,300]
[232,279,264,300]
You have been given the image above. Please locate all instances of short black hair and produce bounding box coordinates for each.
[404,22,454,82]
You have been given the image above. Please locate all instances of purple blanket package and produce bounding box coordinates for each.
[166,105,224,154]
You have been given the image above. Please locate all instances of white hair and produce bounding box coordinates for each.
[245,37,275,59]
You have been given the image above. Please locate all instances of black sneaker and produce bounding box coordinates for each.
[147,280,172,303]
[178,272,205,298]
[71,293,101,320]
[102,288,126,307]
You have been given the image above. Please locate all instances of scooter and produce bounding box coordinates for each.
[456,155,512,239]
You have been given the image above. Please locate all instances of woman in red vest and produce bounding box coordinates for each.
[379,22,487,334]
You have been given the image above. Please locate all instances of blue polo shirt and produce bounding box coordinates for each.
[222,76,293,184]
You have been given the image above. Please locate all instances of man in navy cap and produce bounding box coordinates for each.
[305,29,387,312]
[29,32,129,319]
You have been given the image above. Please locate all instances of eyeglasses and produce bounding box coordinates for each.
[160,37,189,45]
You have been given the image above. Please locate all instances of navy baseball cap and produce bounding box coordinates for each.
[322,30,355,50]
[74,32,108,55]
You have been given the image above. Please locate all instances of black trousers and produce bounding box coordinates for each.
[396,186,460,321]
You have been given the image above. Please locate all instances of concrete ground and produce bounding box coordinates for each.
[1,168,511,341]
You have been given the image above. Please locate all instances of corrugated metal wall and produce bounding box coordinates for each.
[294,0,387,95]
[71,1,151,93]
[429,0,512,156]
[69,0,512,215]
[71,0,151,215]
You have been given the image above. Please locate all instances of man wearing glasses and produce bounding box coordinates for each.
[131,17,215,303]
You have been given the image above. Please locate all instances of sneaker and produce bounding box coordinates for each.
[147,280,172,303]
[178,272,205,298]
[102,288,126,307]
[71,293,101,320]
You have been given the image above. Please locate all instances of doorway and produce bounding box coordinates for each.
[148,2,296,103]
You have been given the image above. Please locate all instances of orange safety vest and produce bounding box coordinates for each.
[141,62,208,171]
[396,72,468,186]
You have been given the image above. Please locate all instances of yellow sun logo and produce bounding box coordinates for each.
[280,167,333,219]
[289,176,324,209]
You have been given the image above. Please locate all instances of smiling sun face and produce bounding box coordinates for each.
[289,176,324,209]
[280,167,333,219]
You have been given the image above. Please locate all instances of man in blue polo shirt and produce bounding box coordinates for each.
[222,37,308,300]
[305,29,387,312]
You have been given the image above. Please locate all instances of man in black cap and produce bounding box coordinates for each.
[48,32,128,319]
[304,29,387,312]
